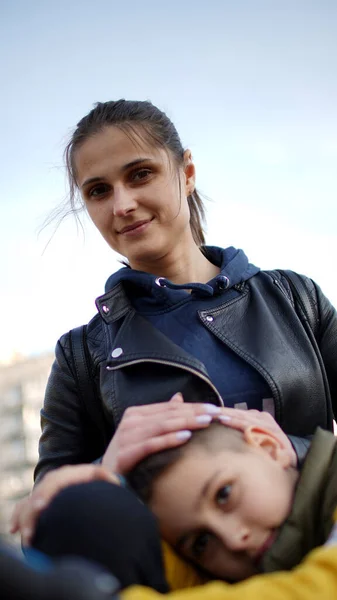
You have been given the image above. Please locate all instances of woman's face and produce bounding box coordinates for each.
[74,126,195,269]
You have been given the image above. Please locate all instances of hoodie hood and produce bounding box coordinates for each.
[104,246,259,312]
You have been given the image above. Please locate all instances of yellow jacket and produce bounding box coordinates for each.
[123,537,337,600]
[123,429,337,599]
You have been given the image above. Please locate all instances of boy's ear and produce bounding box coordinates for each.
[243,426,291,468]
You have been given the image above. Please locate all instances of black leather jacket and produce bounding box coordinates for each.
[35,270,337,483]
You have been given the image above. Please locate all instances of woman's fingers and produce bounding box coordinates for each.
[114,414,219,473]
[105,399,297,477]
[10,498,28,535]
[216,408,297,466]
[217,407,276,428]
[169,392,184,404]
[120,403,221,434]
[10,465,118,546]
[122,396,219,419]
[119,410,220,444]
[122,394,185,417]
[115,417,208,473]
[106,399,297,476]
[116,430,193,474]
[110,403,222,473]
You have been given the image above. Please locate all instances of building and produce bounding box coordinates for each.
[0,353,54,538]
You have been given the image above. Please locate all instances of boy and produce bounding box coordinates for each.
[10,421,337,600]
[127,421,337,585]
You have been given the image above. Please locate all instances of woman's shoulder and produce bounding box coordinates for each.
[256,269,318,305]
[55,312,107,368]
[57,312,101,344]
[259,268,314,286]
[256,269,336,336]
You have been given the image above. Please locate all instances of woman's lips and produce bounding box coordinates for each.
[119,219,153,236]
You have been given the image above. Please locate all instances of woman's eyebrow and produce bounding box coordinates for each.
[81,158,152,189]
[121,157,152,171]
[81,176,105,189]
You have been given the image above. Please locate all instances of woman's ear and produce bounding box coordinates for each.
[183,149,196,196]
[243,426,292,468]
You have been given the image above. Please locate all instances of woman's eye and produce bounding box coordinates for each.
[89,184,109,198]
[216,485,232,505]
[191,531,212,558]
[131,168,152,182]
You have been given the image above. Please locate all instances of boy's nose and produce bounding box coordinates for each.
[217,521,251,552]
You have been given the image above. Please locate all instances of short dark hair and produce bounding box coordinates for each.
[127,423,246,504]
[64,99,206,246]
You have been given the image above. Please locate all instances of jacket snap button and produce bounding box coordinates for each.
[102,305,110,314]
[206,315,214,322]
[155,277,166,287]
[217,275,230,290]
[111,347,123,358]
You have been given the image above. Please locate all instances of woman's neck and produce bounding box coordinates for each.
[130,241,220,285]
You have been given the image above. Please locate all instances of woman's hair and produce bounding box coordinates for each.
[127,423,246,504]
[64,99,206,246]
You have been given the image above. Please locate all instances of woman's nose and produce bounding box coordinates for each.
[112,187,138,217]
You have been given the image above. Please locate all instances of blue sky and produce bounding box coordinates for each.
[1,0,337,360]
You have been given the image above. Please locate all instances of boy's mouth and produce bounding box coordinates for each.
[253,531,277,565]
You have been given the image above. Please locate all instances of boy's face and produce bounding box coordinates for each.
[150,428,297,581]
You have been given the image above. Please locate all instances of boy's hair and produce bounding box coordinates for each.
[126,423,246,503]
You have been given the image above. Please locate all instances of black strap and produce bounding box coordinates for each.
[69,325,107,437]
[272,269,333,431]
[70,325,91,406]
[277,269,318,336]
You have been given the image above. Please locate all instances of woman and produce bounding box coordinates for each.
[33,99,337,481]
[11,98,337,587]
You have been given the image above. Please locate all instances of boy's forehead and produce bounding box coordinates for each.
[150,439,272,515]
[151,448,234,505]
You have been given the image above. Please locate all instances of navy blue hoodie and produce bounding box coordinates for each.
[105,246,273,412]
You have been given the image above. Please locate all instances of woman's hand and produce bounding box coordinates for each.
[10,464,119,546]
[218,407,297,467]
[102,393,222,474]
[102,394,296,474]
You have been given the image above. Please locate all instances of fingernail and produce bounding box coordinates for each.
[195,415,212,424]
[203,404,221,414]
[176,430,192,441]
[218,415,232,422]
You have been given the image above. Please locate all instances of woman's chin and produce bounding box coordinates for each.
[126,245,168,269]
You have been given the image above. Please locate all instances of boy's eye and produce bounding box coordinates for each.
[191,531,212,558]
[216,484,232,505]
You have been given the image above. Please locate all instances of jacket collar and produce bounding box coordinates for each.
[262,428,337,573]
[96,283,131,324]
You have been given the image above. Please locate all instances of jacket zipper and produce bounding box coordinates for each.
[106,358,224,407]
